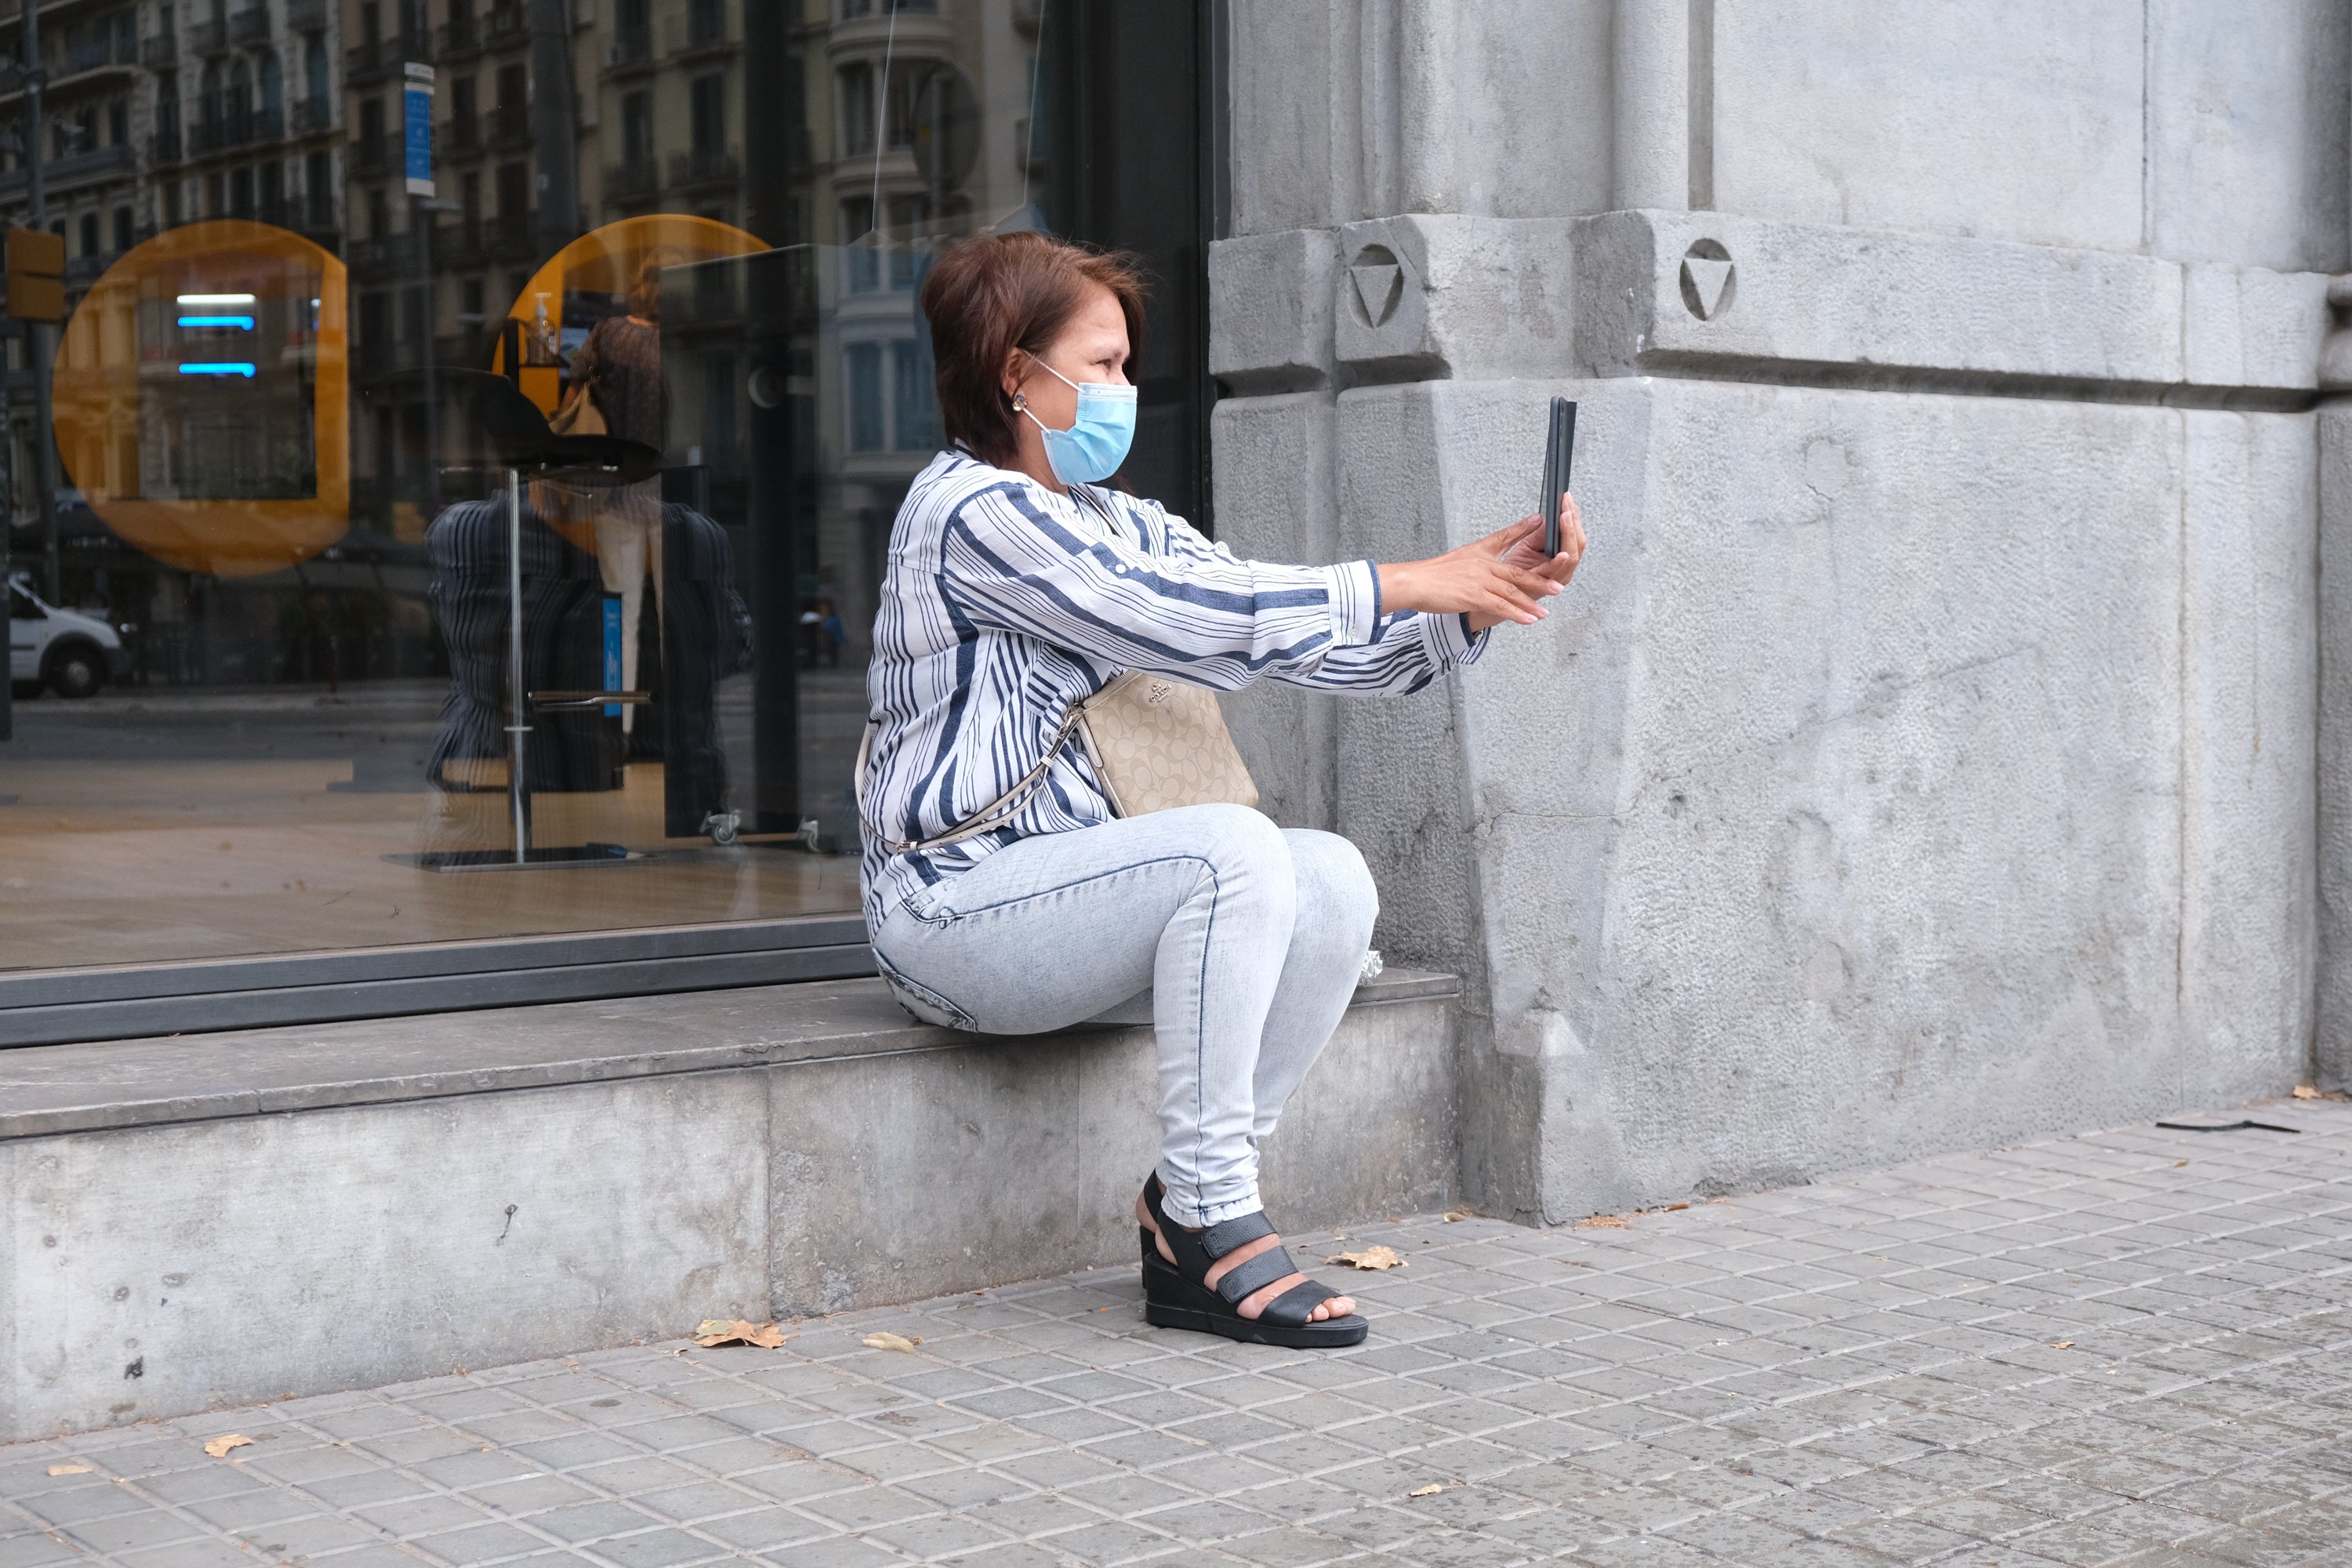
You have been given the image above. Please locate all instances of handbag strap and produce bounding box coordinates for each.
[855,698,1092,856]
[856,491,1131,855]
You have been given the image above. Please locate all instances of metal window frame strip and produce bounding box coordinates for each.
[0,916,877,1048]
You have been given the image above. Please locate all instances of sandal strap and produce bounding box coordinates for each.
[1199,1210,1276,1259]
[1260,1278,1344,1327]
[1143,1174,1278,1284]
[1214,1245,1301,1306]
[1143,1175,1210,1279]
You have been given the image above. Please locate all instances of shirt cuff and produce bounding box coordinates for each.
[1326,560,1381,648]
[1420,608,1493,668]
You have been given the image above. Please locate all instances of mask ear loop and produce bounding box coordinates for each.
[1010,358,1054,434]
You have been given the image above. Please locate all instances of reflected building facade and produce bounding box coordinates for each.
[0,0,1213,1002]
[2,0,349,691]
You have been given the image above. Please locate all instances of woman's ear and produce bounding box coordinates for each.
[1000,347,1029,401]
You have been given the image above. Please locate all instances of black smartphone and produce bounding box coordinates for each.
[1539,397,1577,556]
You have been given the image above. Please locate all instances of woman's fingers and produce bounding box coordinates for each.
[1478,516,1544,556]
[1559,493,1585,555]
[1483,566,1551,622]
[1501,560,1564,600]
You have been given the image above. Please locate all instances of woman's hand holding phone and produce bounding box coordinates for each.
[1376,492,1584,633]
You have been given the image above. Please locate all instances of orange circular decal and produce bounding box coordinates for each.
[493,212,764,409]
[495,214,764,550]
[49,220,348,579]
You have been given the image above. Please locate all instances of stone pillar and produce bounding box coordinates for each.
[1217,2,2343,1218]
[2321,402,2352,1092]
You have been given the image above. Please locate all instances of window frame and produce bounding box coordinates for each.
[0,0,1229,1050]
[0,916,877,1048]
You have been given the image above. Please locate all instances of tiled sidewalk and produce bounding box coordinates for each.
[5,1105,2349,1568]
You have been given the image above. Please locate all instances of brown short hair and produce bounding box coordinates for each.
[629,248,687,321]
[920,231,1148,467]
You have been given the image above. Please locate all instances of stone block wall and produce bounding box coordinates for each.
[1212,0,2341,1223]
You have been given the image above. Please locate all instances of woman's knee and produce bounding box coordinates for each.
[1283,829,1378,941]
[1163,802,1295,913]
[1169,801,1290,870]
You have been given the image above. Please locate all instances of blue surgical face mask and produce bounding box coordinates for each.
[1016,357,1137,486]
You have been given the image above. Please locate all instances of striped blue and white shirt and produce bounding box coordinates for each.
[858,449,1490,929]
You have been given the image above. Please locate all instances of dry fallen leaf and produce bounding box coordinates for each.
[1327,1246,1406,1271]
[1575,1214,1632,1229]
[2049,1341,2074,1349]
[692,1319,789,1349]
[45,1463,92,1476]
[862,1331,922,1352]
[1408,1483,1446,1497]
[201,1435,253,1459]
[2294,1083,2320,1099]
[1663,1201,1691,1211]
[1442,1209,1472,1223]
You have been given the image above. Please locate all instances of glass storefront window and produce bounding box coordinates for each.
[0,0,1211,983]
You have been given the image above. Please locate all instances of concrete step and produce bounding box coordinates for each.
[0,971,1461,1442]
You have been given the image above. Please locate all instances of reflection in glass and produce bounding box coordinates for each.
[50,221,348,577]
[0,0,1208,974]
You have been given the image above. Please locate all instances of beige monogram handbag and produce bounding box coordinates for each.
[857,671,1258,854]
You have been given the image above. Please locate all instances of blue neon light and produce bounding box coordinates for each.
[178,362,258,377]
[177,314,256,330]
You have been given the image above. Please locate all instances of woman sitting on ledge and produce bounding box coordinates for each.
[859,231,1584,1348]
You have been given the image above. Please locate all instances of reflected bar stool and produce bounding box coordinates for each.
[372,368,662,870]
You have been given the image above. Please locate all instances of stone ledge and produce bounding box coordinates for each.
[0,970,1461,1141]
[1589,209,2325,404]
[1208,210,2328,402]
[0,974,1463,1440]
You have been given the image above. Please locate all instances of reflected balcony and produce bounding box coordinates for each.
[486,103,532,151]
[349,237,412,279]
[440,110,481,158]
[53,35,138,82]
[605,156,660,202]
[191,17,229,54]
[669,147,739,192]
[439,218,488,269]
[490,210,538,261]
[140,31,176,67]
[672,0,728,60]
[229,5,270,46]
[150,127,183,165]
[23,143,136,194]
[300,196,340,252]
[189,106,285,157]
[291,96,333,136]
[65,253,121,289]
[287,0,329,31]
[347,31,428,84]
[606,24,655,74]
[484,2,528,49]
[437,12,481,60]
[353,332,398,379]
[350,129,400,178]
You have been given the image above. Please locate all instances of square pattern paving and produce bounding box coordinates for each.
[3,1104,2347,1566]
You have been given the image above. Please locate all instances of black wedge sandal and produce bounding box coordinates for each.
[1137,1174,1369,1348]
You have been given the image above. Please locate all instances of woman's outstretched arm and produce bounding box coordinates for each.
[937,481,1388,689]
[1162,504,1586,695]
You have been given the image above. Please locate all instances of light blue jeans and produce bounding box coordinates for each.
[867,803,1379,1229]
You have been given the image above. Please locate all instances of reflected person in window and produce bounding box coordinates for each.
[557,251,672,737]
[858,232,1584,1348]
